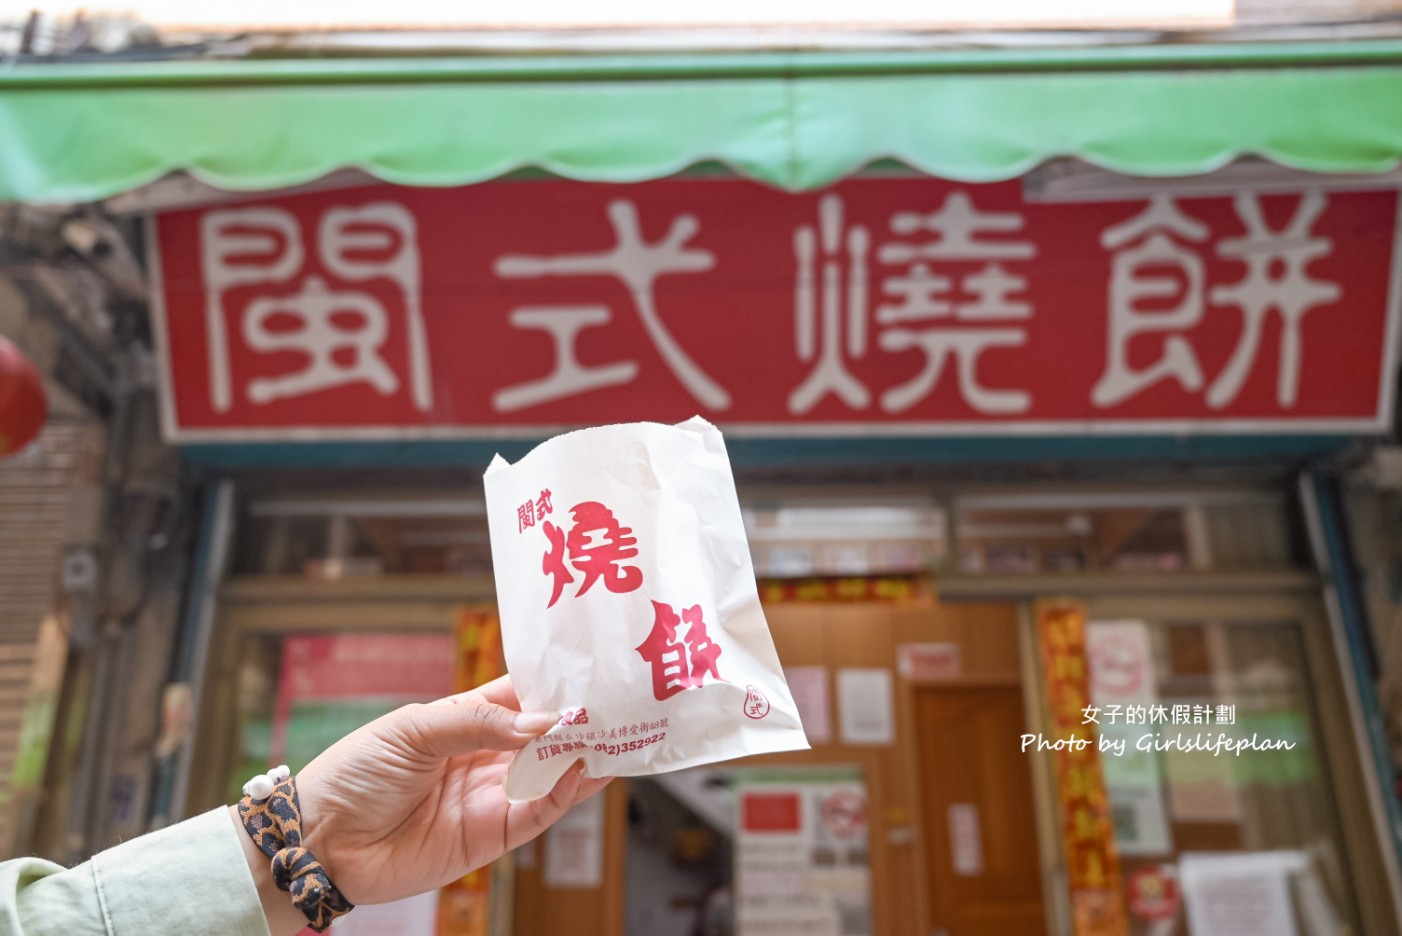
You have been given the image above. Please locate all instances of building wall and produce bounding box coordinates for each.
[0,278,106,857]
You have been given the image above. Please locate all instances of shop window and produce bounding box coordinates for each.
[1085,618,1358,934]
[231,495,494,577]
[956,491,1300,574]
[743,499,945,579]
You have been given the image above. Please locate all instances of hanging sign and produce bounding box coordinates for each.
[150,179,1399,441]
[1038,600,1130,936]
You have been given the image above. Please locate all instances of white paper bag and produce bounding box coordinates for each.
[484,417,808,801]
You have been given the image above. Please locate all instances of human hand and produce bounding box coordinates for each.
[233,676,609,934]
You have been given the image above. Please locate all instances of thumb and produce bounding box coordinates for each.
[396,699,559,759]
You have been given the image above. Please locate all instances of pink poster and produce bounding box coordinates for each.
[271,633,454,765]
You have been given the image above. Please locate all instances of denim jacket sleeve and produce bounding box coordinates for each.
[0,806,270,936]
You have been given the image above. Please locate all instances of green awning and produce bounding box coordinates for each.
[5,40,1402,204]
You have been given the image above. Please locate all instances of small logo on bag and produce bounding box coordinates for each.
[744,685,771,719]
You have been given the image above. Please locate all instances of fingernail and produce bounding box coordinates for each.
[514,711,559,734]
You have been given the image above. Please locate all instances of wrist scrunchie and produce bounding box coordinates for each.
[238,776,354,932]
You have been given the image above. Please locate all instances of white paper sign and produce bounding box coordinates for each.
[734,779,871,936]
[1088,620,1158,706]
[1180,851,1302,936]
[544,792,605,888]
[784,666,831,744]
[1165,750,1244,822]
[947,803,985,877]
[896,643,961,681]
[485,418,809,801]
[837,668,894,746]
[1098,720,1173,856]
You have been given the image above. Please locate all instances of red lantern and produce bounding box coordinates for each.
[0,335,47,458]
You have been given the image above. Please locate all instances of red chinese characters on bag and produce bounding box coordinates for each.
[566,502,642,597]
[636,601,724,701]
[540,500,643,608]
[526,490,725,699]
[541,519,574,608]
[517,488,554,533]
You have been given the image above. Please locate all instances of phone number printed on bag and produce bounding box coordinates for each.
[534,720,672,761]
[594,732,667,758]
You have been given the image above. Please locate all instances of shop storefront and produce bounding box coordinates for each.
[171,478,1395,936]
[141,172,1402,936]
[8,38,1402,936]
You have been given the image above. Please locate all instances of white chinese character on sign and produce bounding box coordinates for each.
[874,192,1035,414]
[319,204,433,411]
[489,306,639,412]
[1092,196,1210,409]
[200,203,431,411]
[788,194,872,415]
[1093,193,1340,410]
[202,208,303,412]
[492,200,726,412]
[243,278,399,403]
[1207,193,1340,409]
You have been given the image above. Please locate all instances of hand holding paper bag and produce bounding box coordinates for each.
[484,417,809,801]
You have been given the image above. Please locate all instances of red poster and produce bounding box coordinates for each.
[151,179,1400,440]
[1038,600,1129,936]
[271,634,454,765]
[742,792,803,832]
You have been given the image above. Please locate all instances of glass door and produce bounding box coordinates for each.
[1045,592,1383,936]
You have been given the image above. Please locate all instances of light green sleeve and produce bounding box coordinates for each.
[0,807,271,936]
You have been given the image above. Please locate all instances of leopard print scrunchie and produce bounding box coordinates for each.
[238,777,354,932]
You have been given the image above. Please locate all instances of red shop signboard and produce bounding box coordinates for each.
[150,178,1401,441]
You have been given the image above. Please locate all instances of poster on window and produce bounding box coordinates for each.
[150,179,1399,441]
[271,634,454,770]
[272,634,455,936]
[734,776,872,936]
[1088,621,1174,857]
